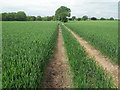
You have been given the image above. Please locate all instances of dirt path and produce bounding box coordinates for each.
[42,25,73,88]
[64,24,119,87]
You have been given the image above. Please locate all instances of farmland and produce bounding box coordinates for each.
[2,21,118,88]
[65,21,118,64]
[2,21,58,88]
[60,23,115,88]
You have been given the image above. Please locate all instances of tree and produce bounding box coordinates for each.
[36,16,42,21]
[16,11,26,21]
[2,12,17,21]
[109,17,114,20]
[46,16,53,21]
[42,17,47,21]
[27,16,32,21]
[2,13,8,21]
[82,16,88,21]
[77,18,81,21]
[27,16,36,21]
[52,16,56,21]
[31,16,36,21]
[91,17,97,20]
[72,16,76,21]
[7,12,17,21]
[0,13,2,21]
[55,6,71,22]
[100,17,106,20]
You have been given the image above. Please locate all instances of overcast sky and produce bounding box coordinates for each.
[1,0,119,18]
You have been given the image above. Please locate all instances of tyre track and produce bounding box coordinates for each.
[63,24,119,87]
[42,25,73,88]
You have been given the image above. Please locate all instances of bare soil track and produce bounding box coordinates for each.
[43,25,73,88]
[64,25,119,87]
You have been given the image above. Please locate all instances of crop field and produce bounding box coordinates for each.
[60,24,115,88]
[2,21,58,88]
[2,21,118,88]
[65,21,118,64]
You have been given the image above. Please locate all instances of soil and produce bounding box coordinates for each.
[64,25,119,87]
[42,25,73,88]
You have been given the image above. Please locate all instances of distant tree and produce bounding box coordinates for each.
[46,16,53,21]
[31,16,36,21]
[42,17,47,21]
[2,12,17,21]
[0,13,2,21]
[16,11,27,21]
[109,17,114,20]
[27,16,36,21]
[2,13,8,21]
[72,16,76,21]
[41,16,54,21]
[91,17,97,20]
[55,6,71,22]
[52,16,56,21]
[100,17,106,20]
[7,12,17,21]
[77,18,82,21]
[36,16,42,21]
[82,16,88,21]
[27,16,31,21]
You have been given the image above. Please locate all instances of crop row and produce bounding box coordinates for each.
[2,21,58,88]
[65,21,118,64]
[60,23,116,88]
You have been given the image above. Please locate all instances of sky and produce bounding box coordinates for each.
[0,0,119,19]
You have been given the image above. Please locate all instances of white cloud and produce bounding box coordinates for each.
[0,0,119,18]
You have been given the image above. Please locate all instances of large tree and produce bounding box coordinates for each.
[55,6,71,22]
[16,11,27,21]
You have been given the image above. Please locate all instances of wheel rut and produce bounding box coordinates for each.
[63,24,119,87]
[42,25,73,88]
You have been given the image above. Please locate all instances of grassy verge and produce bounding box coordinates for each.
[60,23,116,88]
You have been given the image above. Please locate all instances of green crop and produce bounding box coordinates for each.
[60,23,116,88]
[65,21,118,64]
[2,21,58,88]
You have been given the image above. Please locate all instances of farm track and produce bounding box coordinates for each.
[63,24,119,87]
[42,25,73,88]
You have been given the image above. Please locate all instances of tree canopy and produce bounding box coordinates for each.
[77,18,82,21]
[82,16,88,21]
[100,17,106,20]
[55,6,71,22]
[36,16,42,21]
[16,11,27,21]
[72,16,76,21]
[109,17,114,20]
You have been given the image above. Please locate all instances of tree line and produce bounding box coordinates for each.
[69,16,115,21]
[55,6,116,22]
[1,9,116,22]
[1,11,55,21]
